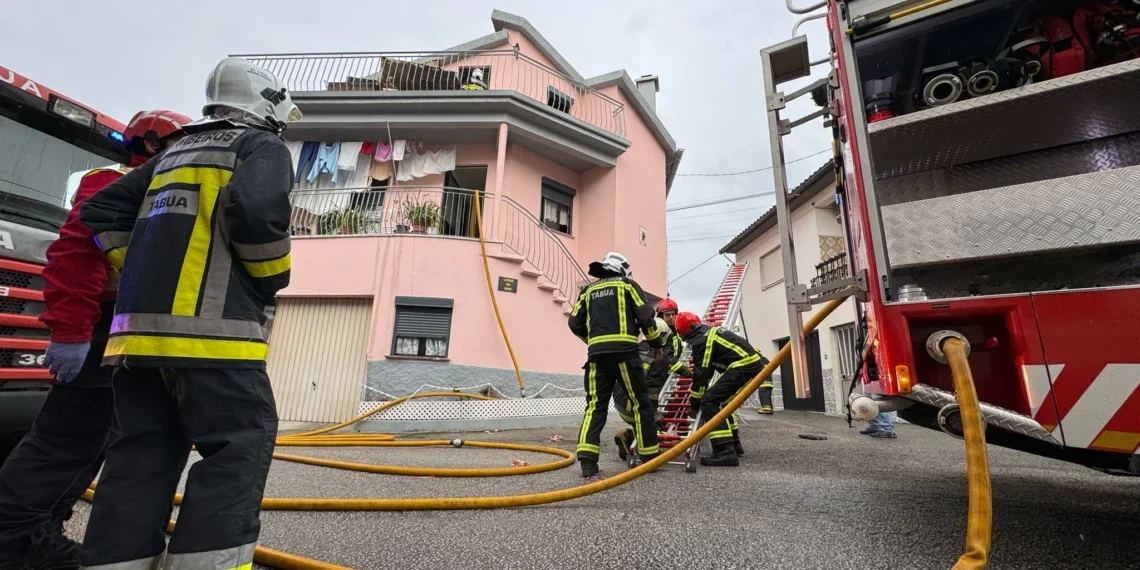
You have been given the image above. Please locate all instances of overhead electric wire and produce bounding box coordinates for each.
[673,148,830,177]
[666,191,776,212]
[668,252,722,285]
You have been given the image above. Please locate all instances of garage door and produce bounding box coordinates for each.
[266,297,372,423]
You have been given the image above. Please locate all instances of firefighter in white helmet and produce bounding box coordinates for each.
[77,58,299,570]
[568,252,665,477]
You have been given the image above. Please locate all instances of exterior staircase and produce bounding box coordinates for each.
[486,196,587,315]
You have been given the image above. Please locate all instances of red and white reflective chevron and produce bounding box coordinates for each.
[1021,288,1140,455]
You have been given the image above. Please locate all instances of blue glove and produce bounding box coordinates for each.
[44,341,91,384]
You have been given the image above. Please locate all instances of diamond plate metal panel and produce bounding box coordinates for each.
[883,166,1140,267]
[877,132,1140,205]
[868,59,1140,177]
[894,248,1140,299]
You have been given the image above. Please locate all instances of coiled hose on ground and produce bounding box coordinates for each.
[84,296,850,569]
[943,337,993,569]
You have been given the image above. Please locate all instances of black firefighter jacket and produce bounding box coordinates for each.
[638,333,689,393]
[687,325,763,400]
[79,125,293,369]
[568,276,664,358]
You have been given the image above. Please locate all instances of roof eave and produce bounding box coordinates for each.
[491,10,584,82]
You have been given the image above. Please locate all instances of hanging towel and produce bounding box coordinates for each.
[285,141,303,172]
[395,148,457,182]
[426,148,456,173]
[391,140,407,161]
[361,141,375,156]
[308,142,341,186]
[370,159,393,183]
[337,142,364,170]
[374,142,392,161]
[295,142,319,184]
[348,153,373,188]
[395,151,428,182]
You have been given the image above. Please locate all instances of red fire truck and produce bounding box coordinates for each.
[0,64,129,446]
[762,0,1140,475]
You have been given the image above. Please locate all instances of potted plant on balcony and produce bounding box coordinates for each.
[404,200,440,234]
[317,207,367,235]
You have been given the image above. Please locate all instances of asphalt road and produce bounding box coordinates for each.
[65,411,1140,570]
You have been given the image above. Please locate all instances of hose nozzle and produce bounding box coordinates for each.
[926,330,969,364]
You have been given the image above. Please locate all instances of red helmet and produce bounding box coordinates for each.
[656,297,679,315]
[123,110,192,155]
[674,312,702,338]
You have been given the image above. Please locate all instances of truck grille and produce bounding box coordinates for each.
[0,299,27,314]
[0,269,32,289]
[0,327,48,338]
[0,350,13,368]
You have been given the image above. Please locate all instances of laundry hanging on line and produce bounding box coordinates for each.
[337,142,364,171]
[396,148,456,182]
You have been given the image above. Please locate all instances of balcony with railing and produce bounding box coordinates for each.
[240,50,631,170]
[288,187,586,301]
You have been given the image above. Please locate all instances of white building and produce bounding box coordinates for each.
[718,162,859,414]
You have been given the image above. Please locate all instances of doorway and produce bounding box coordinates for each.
[775,331,826,412]
[442,166,488,238]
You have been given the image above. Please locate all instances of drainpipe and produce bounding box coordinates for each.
[490,123,509,241]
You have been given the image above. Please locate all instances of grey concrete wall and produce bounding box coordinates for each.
[769,370,841,416]
[365,359,581,399]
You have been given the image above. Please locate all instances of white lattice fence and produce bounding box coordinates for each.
[358,397,616,421]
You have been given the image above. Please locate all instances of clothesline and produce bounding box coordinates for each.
[284,139,458,193]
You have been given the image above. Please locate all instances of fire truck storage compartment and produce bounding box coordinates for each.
[851,0,1140,299]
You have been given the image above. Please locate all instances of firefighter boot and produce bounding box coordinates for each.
[700,440,740,467]
[25,521,80,570]
[732,431,746,456]
[580,458,599,478]
[613,429,634,461]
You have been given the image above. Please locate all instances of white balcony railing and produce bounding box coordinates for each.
[289,186,486,238]
[238,50,627,139]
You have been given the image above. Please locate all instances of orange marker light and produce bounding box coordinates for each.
[895,365,913,394]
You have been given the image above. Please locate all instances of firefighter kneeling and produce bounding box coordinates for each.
[676,312,767,467]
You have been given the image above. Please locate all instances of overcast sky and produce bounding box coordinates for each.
[4,0,832,315]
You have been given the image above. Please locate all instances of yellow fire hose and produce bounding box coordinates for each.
[943,338,993,569]
[82,296,849,568]
[472,189,526,396]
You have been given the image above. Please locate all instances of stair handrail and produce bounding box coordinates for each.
[497,196,588,301]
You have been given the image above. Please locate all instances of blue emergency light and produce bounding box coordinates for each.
[109,131,126,143]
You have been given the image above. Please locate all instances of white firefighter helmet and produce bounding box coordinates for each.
[588,251,631,278]
[202,57,302,132]
[654,317,670,339]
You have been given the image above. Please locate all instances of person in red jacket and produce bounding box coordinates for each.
[0,110,191,570]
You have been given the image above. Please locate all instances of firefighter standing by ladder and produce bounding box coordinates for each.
[76,58,298,570]
[0,110,191,570]
[675,311,766,466]
[569,252,665,478]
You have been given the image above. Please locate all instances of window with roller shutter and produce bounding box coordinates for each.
[391,296,453,358]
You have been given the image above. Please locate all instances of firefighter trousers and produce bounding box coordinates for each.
[0,320,113,543]
[698,364,765,443]
[577,354,659,461]
[757,381,774,412]
[80,366,278,570]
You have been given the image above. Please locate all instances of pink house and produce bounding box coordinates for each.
[238,10,682,422]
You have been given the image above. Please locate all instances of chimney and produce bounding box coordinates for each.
[635,74,659,111]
